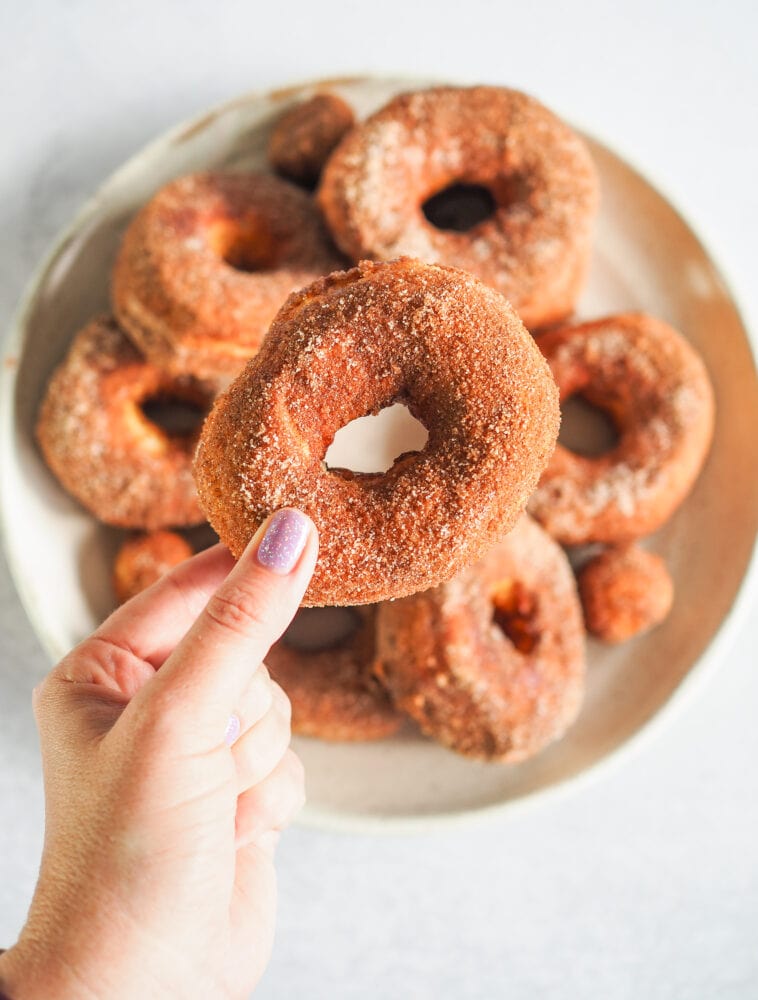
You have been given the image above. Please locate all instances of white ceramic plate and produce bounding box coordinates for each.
[2,77,757,832]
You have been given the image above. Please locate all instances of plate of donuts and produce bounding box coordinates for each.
[2,76,757,831]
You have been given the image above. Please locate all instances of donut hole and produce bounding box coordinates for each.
[324,402,429,475]
[283,606,362,652]
[491,579,540,654]
[558,395,620,457]
[140,394,206,437]
[211,219,275,273]
[422,183,496,232]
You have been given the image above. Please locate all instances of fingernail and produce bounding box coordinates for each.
[256,509,310,575]
[224,714,241,746]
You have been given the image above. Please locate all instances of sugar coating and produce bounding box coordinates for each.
[113,530,193,603]
[194,258,561,606]
[268,92,355,186]
[36,316,217,529]
[267,604,403,741]
[319,86,599,330]
[578,544,674,643]
[112,171,345,381]
[375,514,586,762]
[528,313,715,544]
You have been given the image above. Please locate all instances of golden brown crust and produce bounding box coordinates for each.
[578,545,674,643]
[266,606,403,741]
[194,258,560,605]
[375,515,586,762]
[36,316,215,528]
[113,530,193,603]
[318,86,598,329]
[528,313,715,544]
[268,93,355,187]
[112,172,345,381]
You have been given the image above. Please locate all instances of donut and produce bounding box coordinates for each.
[578,544,674,643]
[112,171,344,381]
[266,606,403,741]
[37,316,216,528]
[268,92,355,188]
[318,86,598,329]
[528,313,715,544]
[113,530,193,603]
[375,515,586,762]
[194,258,560,606]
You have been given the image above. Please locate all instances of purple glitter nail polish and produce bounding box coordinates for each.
[224,714,241,746]
[256,509,310,574]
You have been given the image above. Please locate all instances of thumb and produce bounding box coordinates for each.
[127,508,318,745]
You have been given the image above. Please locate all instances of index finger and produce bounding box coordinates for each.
[92,543,237,665]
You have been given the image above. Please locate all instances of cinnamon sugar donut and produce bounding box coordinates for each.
[194,258,560,606]
[37,316,216,528]
[112,172,344,381]
[268,93,355,187]
[318,86,598,329]
[113,530,193,603]
[528,313,715,544]
[375,515,586,762]
[266,606,402,741]
[578,544,674,643]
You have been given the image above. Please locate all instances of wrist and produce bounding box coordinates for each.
[0,939,101,1000]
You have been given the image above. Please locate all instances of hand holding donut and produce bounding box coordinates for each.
[0,510,317,1000]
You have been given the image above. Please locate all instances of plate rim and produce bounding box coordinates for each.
[2,74,757,834]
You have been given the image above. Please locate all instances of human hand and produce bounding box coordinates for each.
[0,509,317,1000]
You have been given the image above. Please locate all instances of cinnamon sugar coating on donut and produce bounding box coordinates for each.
[578,545,674,643]
[375,515,586,762]
[529,313,715,544]
[318,86,598,329]
[268,93,355,187]
[112,172,344,381]
[194,258,560,605]
[113,530,193,603]
[267,605,402,741]
[37,316,216,528]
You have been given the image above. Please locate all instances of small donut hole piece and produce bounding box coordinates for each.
[140,394,206,437]
[491,579,540,654]
[282,606,363,652]
[210,218,276,273]
[422,183,496,232]
[558,395,620,458]
[324,402,429,475]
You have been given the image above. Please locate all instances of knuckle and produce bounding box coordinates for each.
[271,682,292,724]
[132,688,185,745]
[251,666,274,706]
[31,675,54,718]
[279,766,307,822]
[204,583,270,639]
[284,749,306,791]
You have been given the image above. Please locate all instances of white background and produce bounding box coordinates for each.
[1,2,757,997]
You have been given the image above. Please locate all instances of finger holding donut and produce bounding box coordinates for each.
[8,511,317,1000]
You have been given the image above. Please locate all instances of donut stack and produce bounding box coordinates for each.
[36,84,715,764]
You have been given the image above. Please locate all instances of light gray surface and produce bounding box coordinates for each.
[1,2,756,998]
